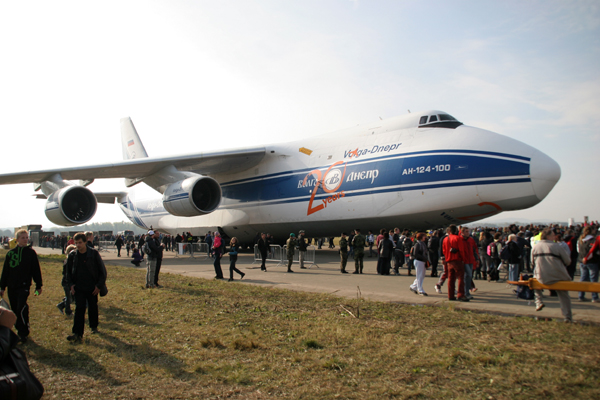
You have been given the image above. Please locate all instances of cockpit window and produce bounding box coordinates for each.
[438,114,457,121]
[418,113,463,129]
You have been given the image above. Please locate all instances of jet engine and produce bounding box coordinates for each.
[45,186,98,226]
[162,175,222,217]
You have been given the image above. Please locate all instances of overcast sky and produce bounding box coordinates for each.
[0,0,598,229]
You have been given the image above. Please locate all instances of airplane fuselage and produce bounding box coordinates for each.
[118,111,560,242]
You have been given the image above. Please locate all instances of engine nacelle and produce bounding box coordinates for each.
[45,186,98,226]
[162,175,222,217]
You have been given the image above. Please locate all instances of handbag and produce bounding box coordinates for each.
[99,284,108,297]
[0,345,44,400]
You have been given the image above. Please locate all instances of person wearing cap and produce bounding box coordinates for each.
[286,233,297,273]
[298,230,308,269]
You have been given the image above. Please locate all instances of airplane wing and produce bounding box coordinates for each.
[35,192,129,204]
[0,147,266,185]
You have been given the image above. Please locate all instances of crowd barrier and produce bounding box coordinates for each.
[252,244,285,267]
[253,245,318,268]
[98,241,116,252]
[292,245,319,268]
[177,242,209,259]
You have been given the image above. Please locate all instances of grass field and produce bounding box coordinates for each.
[2,250,599,399]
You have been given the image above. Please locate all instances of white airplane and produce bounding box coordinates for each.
[0,111,560,243]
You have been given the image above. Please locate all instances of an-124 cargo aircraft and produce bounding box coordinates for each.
[0,111,560,243]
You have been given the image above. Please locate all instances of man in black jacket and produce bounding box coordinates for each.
[147,230,164,288]
[0,229,43,343]
[257,233,269,272]
[66,232,107,342]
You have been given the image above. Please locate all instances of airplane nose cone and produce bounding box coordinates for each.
[529,150,561,201]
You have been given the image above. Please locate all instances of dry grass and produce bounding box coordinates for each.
[2,250,599,399]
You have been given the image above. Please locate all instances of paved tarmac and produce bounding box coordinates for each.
[35,246,599,324]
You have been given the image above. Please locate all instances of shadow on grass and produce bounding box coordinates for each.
[96,331,196,380]
[24,339,124,386]
[101,305,161,330]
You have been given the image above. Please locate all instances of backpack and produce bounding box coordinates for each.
[487,242,499,258]
[500,244,510,260]
[515,274,534,300]
[142,241,151,255]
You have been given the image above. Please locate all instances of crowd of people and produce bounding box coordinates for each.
[0,221,597,349]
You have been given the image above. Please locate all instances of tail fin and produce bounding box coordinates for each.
[121,117,149,187]
[121,117,149,160]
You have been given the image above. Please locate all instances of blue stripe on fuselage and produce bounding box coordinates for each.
[220,153,530,204]
[220,149,529,186]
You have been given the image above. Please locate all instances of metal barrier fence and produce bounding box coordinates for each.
[292,245,319,268]
[253,244,285,267]
[177,242,209,259]
[98,241,116,252]
[253,245,318,268]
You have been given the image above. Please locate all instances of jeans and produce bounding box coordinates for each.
[394,250,404,273]
[464,263,473,294]
[146,258,157,287]
[405,256,413,274]
[509,263,520,284]
[579,263,599,301]
[73,288,98,336]
[154,257,162,286]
